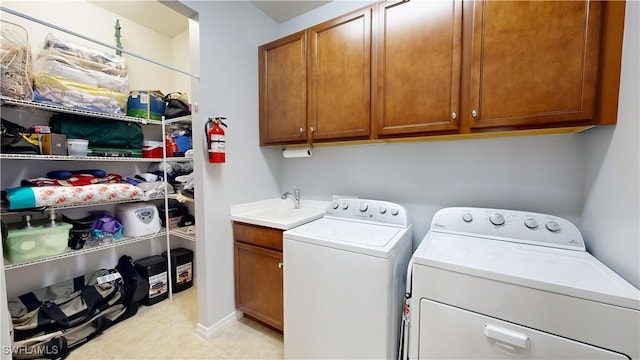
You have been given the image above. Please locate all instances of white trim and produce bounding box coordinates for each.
[194,311,238,340]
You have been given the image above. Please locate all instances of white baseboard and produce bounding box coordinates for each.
[195,311,238,340]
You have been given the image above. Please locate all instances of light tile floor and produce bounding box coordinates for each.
[67,288,284,359]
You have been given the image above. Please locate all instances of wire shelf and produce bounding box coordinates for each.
[0,96,192,125]
[0,153,165,162]
[3,230,167,270]
[1,195,166,215]
[169,227,196,242]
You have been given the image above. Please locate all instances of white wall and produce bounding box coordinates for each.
[581,1,640,288]
[181,0,281,333]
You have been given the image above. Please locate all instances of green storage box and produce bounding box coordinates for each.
[3,221,71,264]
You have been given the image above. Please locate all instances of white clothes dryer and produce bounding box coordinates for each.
[283,198,412,360]
[407,207,640,360]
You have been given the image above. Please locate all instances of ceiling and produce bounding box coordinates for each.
[89,1,331,38]
[250,1,330,23]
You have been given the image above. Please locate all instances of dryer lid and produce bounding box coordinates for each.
[412,232,640,310]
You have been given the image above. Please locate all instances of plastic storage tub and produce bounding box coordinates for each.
[162,248,193,293]
[66,139,88,156]
[4,221,72,264]
[134,255,168,305]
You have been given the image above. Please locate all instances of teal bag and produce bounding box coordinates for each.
[50,114,144,149]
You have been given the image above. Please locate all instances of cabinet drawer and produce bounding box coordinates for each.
[233,222,283,251]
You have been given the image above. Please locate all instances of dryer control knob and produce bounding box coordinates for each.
[489,213,505,226]
[524,218,538,229]
[546,220,561,232]
[331,201,339,210]
[379,206,387,214]
[341,202,349,210]
[462,212,473,223]
[359,202,368,212]
[390,208,399,216]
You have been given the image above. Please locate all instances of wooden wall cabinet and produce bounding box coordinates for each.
[376,0,462,137]
[233,222,283,331]
[258,31,307,145]
[259,0,624,144]
[259,7,372,145]
[466,0,602,129]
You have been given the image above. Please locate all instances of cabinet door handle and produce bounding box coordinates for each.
[299,127,304,134]
[451,112,457,120]
[278,262,284,269]
[309,127,315,133]
[471,110,478,118]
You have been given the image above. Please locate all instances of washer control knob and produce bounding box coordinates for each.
[489,213,505,226]
[524,218,538,229]
[341,202,349,210]
[331,201,339,210]
[390,208,399,216]
[359,202,368,212]
[546,220,561,232]
[379,206,387,214]
[462,212,473,223]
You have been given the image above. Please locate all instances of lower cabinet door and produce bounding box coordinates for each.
[234,242,283,331]
[418,299,627,359]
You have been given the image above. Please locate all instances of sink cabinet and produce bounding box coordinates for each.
[233,222,283,331]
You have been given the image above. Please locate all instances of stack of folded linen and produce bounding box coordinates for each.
[32,33,129,114]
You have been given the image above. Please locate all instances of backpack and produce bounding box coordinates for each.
[7,260,141,358]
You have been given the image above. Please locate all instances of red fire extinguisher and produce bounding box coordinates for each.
[206,117,227,163]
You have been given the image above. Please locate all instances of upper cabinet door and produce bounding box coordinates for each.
[308,8,372,142]
[377,0,462,136]
[259,31,308,145]
[469,0,602,128]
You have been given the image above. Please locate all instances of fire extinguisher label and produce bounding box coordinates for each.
[210,134,225,153]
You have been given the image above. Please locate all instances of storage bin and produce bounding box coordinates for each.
[3,221,72,264]
[158,202,189,229]
[162,248,193,293]
[40,133,67,155]
[134,255,168,305]
[66,138,88,156]
[127,90,165,120]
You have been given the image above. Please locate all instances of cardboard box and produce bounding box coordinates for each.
[40,133,67,155]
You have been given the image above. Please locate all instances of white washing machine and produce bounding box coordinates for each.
[283,198,412,360]
[407,207,640,360]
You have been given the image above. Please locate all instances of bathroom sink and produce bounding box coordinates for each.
[230,198,329,230]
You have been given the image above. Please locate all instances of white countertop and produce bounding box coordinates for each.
[230,198,330,230]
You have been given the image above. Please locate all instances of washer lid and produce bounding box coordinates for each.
[283,218,409,258]
[412,232,640,310]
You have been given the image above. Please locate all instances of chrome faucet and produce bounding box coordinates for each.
[281,183,300,209]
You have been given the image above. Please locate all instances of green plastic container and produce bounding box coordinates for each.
[4,221,71,264]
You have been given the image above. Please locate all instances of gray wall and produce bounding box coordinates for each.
[581,1,639,288]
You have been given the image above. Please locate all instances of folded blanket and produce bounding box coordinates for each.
[33,73,127,114]
[3,183,141,210]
